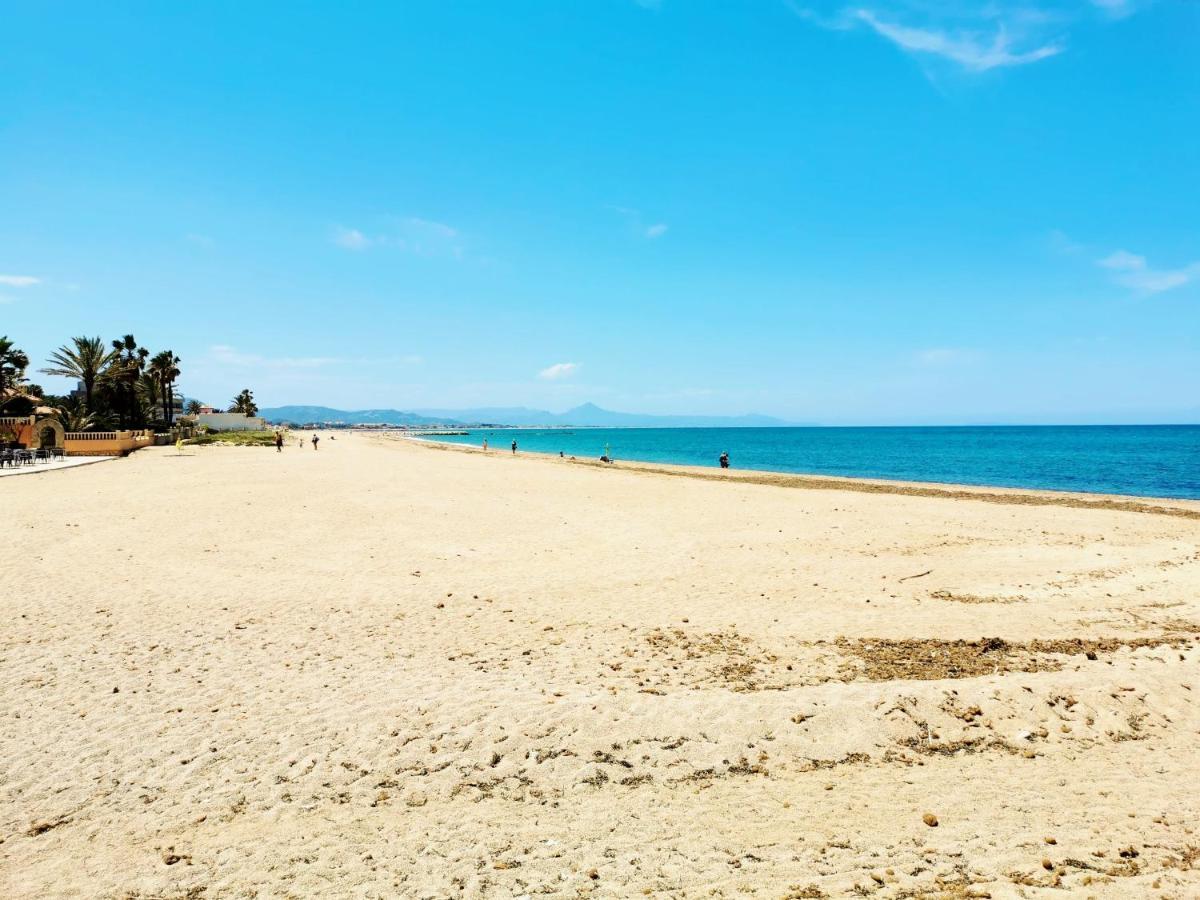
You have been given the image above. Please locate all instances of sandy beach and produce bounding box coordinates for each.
[3,432,1198,898]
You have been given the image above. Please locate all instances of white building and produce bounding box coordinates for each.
[193,412,267,432]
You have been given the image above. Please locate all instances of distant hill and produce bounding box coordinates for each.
[262,402,796,428]
[258,406,466,426]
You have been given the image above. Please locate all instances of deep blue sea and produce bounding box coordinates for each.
[422,425,1200,500]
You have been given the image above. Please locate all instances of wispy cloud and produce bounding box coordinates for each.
[609,206,669,240]
[538,362,581,381]
[1046,228,1083,255]
[333,226,374,251]
[210,345,339,370]
[790,2,1141,73]
[854,10,1061,71]
[333,217,463,257]
[0,274,41,287]
[1097,250,1200,296]
[1090,0,1136,20]
[916,347,979,366]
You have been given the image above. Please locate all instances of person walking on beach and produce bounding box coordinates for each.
[482,438,488,451]
[511,439,517,455]
[274,431,283,453]
[311,433,320,451]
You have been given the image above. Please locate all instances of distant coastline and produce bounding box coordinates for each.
[406,424,1200,501]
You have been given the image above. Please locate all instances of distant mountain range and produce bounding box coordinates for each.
[257,406,463,426]
[259,402,795,428]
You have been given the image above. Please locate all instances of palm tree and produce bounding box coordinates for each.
[41,336,114,410]
[136,371,160,422]
[0,336,30,399]
[103,335,149,427]
[148,350,182,424]
[185,399,203,416]
[229,388,257,416]
[53,397,109,432]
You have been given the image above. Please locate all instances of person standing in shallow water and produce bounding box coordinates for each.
[511,439,517,455]
[719,451,730,469]
[482,438,488,451]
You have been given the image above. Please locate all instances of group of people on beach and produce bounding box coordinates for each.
[476,435,731,470]
[274,431,326,452]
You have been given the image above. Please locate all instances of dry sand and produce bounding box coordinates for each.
[3,433,1199,898]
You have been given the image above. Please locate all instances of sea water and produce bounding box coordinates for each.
[422,425,1200,500]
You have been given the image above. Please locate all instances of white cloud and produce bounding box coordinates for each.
[1091,0,1135,19]
[610,206,669,240]
[1047,229,1083,255]
[1097,250,1145,271]
[0,274,40,287]
[790,2,1146,73]
[917,348,978,366]
[405,217,458,239]
[211,345,339,369]
[1097,250,1200,295]
[538,362,581,380]
[333,226,374,251]
[333,218,463,257]
[853,10,1062,71]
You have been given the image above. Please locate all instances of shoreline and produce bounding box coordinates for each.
[393,431,1200,519]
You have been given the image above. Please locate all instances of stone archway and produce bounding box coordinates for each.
[36,418,64,449]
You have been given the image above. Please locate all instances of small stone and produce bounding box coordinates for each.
[1041,858,1053,870]
[922,813,938,827]
[1044,836,1057,845]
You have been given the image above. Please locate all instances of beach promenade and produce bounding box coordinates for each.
[3,434,1198,897]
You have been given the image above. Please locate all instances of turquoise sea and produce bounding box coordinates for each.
[422,425,1200,500]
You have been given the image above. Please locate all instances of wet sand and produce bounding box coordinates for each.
[3,433,1198,897]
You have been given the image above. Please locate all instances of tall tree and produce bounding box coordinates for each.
[103,334,149,427]
[0,336,30,399]
[185,399,203,416]
[40,336,114,410]
[229,388,258,416]
[136,371,160,422]
[149,350,182,424]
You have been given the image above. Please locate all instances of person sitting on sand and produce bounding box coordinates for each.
[274,431,283,453]
[312,433,320,451]
[719,451,730,469]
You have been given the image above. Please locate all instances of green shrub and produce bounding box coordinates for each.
[183,430,281,447]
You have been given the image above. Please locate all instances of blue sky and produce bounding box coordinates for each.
[2,0,1196,424]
